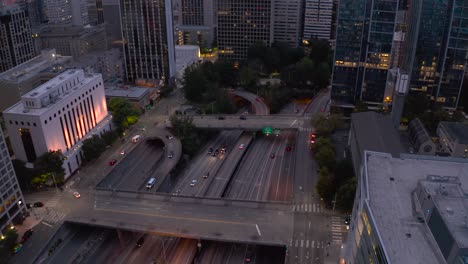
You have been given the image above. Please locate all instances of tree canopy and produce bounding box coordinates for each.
[108,98,142,134]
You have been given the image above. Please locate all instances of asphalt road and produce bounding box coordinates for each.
[225,131,295,202]
[230,90,270,115]
[189,115,304,130]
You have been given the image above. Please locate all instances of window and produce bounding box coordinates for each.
[8,121,12,124]
[33,123,36,127]
[21,122,24,125]
[27,122,30,126]
[45,120,47,124]
[54,114,56,118]
[49,117,52,121]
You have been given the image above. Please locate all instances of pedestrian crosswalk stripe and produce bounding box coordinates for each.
[300,240,304,248]
[295,240,299,247]
[306,240,309,248]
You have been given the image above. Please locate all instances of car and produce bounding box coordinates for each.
[221,145,227,153]
[239,116,247,120]
[13,244,22,254]
[73,192,81,199]
[243,111,249,114]
[208,148,213,154]
[21,229,33,243]
[286,146,292,152]
[295,109,299,113]
[26,203,32,209]
[255,98,261,102]
[345,215,351,225]
[239,144,245,149]
[168,151,174,159]
[270,153,275,159]
[218,116,225,120]
[203,172,210,179]
[109,159,117,165]
[172,189,181,196]
[136,236,145,247]
[33,202,44,208]
[244,247,254,263]
[212,149,219,157]
[166,135,174,140]
[120,150,126,155]
[190,179,197,187]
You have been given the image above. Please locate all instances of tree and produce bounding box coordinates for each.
[403,93,430,120]
[354,101,369,112]
[0,229,18,263]
[315,146,336,170]
[308,38,331,64]
[214,90,236,114]
[31,173,52,189]
[335,159,355,186]
[336,177,357,212]
[314,136,334,151]
[108,98,141,134]
[213,60,237,87]
[295,58,315,86]
[183,66,209,102]
[101,130,118,146]
[312,114,344,136]
[239,66,258,89]
[452,110,465,122]
[313,61,331,88]
[316,167,336,206]
[34,150,65,181]
[82,135,106,162]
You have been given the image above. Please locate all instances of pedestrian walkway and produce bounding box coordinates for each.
[330,216,343,244]
[43,210,66,226]
[292,203,323,213]
[289,239,326,249]
[44,192,62,208]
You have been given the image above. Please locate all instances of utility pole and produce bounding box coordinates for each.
[51,172,59,192]
[332,192,337,212]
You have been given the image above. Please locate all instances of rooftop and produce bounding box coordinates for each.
[104,84,156,100]
[365,152,468,264]
[351,112,405,157]
[439,121,468,144]
[0,49,72,83]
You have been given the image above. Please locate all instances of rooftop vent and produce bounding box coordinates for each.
[30,92,38,97]
[405,233,411,238]
[390,177,395,181]
[446,207,454,215]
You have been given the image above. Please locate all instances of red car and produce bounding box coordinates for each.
[255,98,261,102]
[270,153,275,159]
[286,146,292,152]
[109,159,117,165]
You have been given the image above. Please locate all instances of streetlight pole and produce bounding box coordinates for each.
[332,192,337,212]
[51,172,59,193]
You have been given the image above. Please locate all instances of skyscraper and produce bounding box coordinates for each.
[331,0,398,106]
[405,0,468,108]
[0,4,35,73]
[272,0,303,47]
[217,0,273,62]
[120,0,175,83]
[181,0,204,25]
[42,0,72,24]
[303,0,333,41]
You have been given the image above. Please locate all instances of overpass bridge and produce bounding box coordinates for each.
[66,190,293,246]
[173,114,309,130]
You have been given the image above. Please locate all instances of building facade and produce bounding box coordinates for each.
[42,0,72,24]
[120,0,175,83]
[437,121,468,158]
[405,0,468,108]
[217,0,273,62]
[331,0,398,106]
[0,5,35,73]
[303,0,333,41]
[0,128,27,235]
[3,69,112,178]
[273,0,303,47]
[181,0,204,25]
[0,49,72,111]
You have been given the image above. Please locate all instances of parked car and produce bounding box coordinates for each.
[240,116,247,120]
[218,116,225,120]
[270,153,275,159]
[21,229,33,243]
[203,172,210,179]
[208,148,213,154]
[286,146,292,152]
[33,202,44,208]
[166,135,174,140]
[168,151,174,159]
[13,244,22,254]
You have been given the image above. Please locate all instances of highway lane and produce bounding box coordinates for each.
[47,225,95,264]
[190,115,303,130]
[230,90,270,115]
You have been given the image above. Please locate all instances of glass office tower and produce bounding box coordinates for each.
[332,0,399,105]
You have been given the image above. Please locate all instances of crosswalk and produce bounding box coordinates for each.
[289,239,326,249]
[45,192,62,208]
[43,210,66,225]
[331,216,343,244]
[292,203,323,213]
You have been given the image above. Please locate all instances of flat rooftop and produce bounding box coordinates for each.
[104,84,156,99]
[365,152,468,264]
[439,121,468,144]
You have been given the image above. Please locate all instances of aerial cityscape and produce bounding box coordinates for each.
[0,0,467,263]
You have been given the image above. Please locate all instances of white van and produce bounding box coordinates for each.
[146,178,156,189]
[132,135,142,143]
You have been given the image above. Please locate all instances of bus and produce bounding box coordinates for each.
[132,135,142,143]
[146,178,156,189]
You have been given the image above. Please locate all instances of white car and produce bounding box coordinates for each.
[239,144,245,149]
[73,192,81,199]
[120,150,126,155]
[168,151,174,159]
[190,180,197,187]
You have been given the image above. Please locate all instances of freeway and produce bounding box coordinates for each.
[230,90,270,115]
[66,191,293,246]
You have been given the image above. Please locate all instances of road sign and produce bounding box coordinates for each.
[273,128,281,136]
[262,126,273,135]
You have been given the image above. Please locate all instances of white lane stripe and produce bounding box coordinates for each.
[306,240,309,248]
[311,241,315,248]
[295,240,299,247]
[313,204,316,212]
[300,240,304,248]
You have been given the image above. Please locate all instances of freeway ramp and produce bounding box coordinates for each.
[66,191,293,246]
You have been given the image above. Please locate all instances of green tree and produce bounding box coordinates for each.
[0,229,18,263]
[308,38,331,64]
[295,58,315,86]
[214,90,236,114]
[313,61,331,88]
[335,159,355,186]
[403,93,430,120]
[34,150,65,182]
[101,130,118,146]
[312,114,344,136]
[183,66,209,102]
[316,167,336,206]
[315,146,336,170]
[31,173,51,188]
[108,98,141,134]
[336,177,357,212]
[213,60,237,87]
[239,66,258,89]
[82,135,106,162]
[314,136,334,151]
[451,110,465,122]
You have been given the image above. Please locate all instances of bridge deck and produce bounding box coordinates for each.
[67,192,293,246]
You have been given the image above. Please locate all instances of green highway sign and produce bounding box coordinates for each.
[262,126,273,135]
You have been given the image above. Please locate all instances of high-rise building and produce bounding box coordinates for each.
[272,0,303,47]
[217,0,273,62]
[174,0,216,48]
[404,0,468,108]
[42,0,72,24]
[3,69,112,177]
[0,128,27,235]
[303,0,333,41]
[102,0,121,48]
[120,0,175,84]
[181,0,204,26]
[0,5,35,72]
[331,0,398,106]
[87,0,104,25]
[71,0,89,26]
[347,151,468,264]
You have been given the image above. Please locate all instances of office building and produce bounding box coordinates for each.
[3,69,112,178]
[217,0,273,62]
[0,128,27,235]
[71,0,89,26]
[87,0,104,25]
[408,118,436,155]
[71,48,123,81]
[347,151,468,263]
[272,0,303,47]
[39,25,107,59]
[405,0,468,108]
[437,122,468,158]
[102,0,121,48]
[331,0,398,106]
[42,0,72,24]
[0,49,72,111]
[104,84,159,109]
[120,0,175,84]
[0,5,35,73]
[181,0,204,25]
[303,0,333,41]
